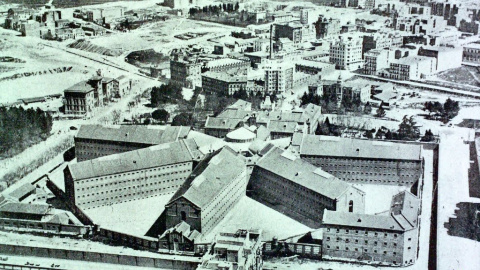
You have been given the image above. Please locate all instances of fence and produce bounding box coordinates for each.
[98,228,159,252]
[0,244,199,270]
[263,241,322,259]
[0,218,90,237]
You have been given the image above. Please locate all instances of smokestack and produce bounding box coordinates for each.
[270,24,275,60]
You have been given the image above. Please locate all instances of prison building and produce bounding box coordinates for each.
[74,125,191,162]
[64,139,204,209]
[165,147,247,235]
[322,191,420,267]
[299,135,423,186]
[248,147,365,228]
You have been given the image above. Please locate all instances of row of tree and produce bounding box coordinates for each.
[150,83,183,107]
[189,2,240,16]
[300,90,364,114]
[424,98,460,120]
[315,115,435,142]
[0,107,53,158]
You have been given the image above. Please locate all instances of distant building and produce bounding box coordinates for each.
[330,35,363,70]
[299,135,423,186]
[64,139,203,209]
[165,147,247,234]
[463,43,480,65]
[249,146,365,228]
[170,58,202,88]
[204,58,249,73]
[158,221,201,252]
[74,124,191,162]
[315,16,341,39]
[295,60,335,78]
[197,229,263,270]
[417,46,463,72]
[201,72,248,96]
[113,75,132,98]
[322,191,420,266]
[164,0,190,9]
[364,48,394,75]
[264,62,294,94]
[5,8,35,31]
[362,32,403,57]
[388,56,435,80]
[204,117,245,138]
[63,82,96,116]
[310,77,371,108]
[273,23,304,45]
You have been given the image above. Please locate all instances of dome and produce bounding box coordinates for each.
[226,127,256,143]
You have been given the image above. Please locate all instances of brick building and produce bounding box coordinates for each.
[74,125,191,162]
[170,58,202,88]
[64,139,203,209]
[249,147,365,228]
[299,135,423,186]
[322,191,420,266]
[165,147,247,235]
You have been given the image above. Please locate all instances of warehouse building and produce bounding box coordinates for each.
[249,147,365,228]
[299,135,423,186]
[322,191,420,266]
[65,139,203,209]
[74,125,191,162]
[164,147,247,235]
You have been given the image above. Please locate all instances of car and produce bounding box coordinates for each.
[70,126,78,130]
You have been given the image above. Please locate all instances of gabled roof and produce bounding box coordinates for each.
[0,203,50,216]
[167,147,246,209]
[204,117,243,130]
[268,120,298,134]
[68,139,201,181]
[322,210,405,231]
[217,109,252,119]
[75,125,190,145]
[160,221,201,242]
[255,147,352,199]
[7,183,35,201]
[300,135,422,161]
[64,81,95,94]
[390,191,420,230]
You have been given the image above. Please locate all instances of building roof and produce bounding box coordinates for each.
[296,60,334,70]
[0,202,50,216]
[75,125,190,145]
[167,147,246,209]
[300,135,422,161]
[64,81,95,94]
[464,43,480,49]
[322,210,404,231]
[202,71,247,83]
[255,147,353,199]
[68,139,201,181]
[226,127,256,141]
[205,58,247,68]
[393,55,433,65]
[204,117,243,130]
[217,109,252,119]
[268,120,298,134]
[390,191,420,230]
[7,183,35,201]
[257,111,305,123]
[227,100,252,111]
[160,221,201,242]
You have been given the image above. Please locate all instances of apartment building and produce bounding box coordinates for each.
[201,72,248,96]
[63,82,96,116]
[264,62,294,94]
[463,43,480,65]
[170,58,202,88]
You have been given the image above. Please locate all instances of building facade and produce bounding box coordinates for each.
[74,125,191,162]
[299,135,423,186]
[264,63,294,93]
[201,72,248,96]
[170,58,202,88]
[64,139,202,209]
[165,147,247,235]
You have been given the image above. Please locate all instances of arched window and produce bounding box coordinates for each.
[349,200,354,213]
[181,211,187,221]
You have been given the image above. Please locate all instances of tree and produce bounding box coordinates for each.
[232,88,248,100]
[363,102,372,115]
[235,2,240,11]
[421,129,435,142]
[152,109,169,123]
[315,121,330,135]
[397,115,420,141]
[443,98,459,119]
[111,110,122,124]
[364,129,374,139]
[375,104,386,118]
[385,129,393,140]
[172,113,192,126]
